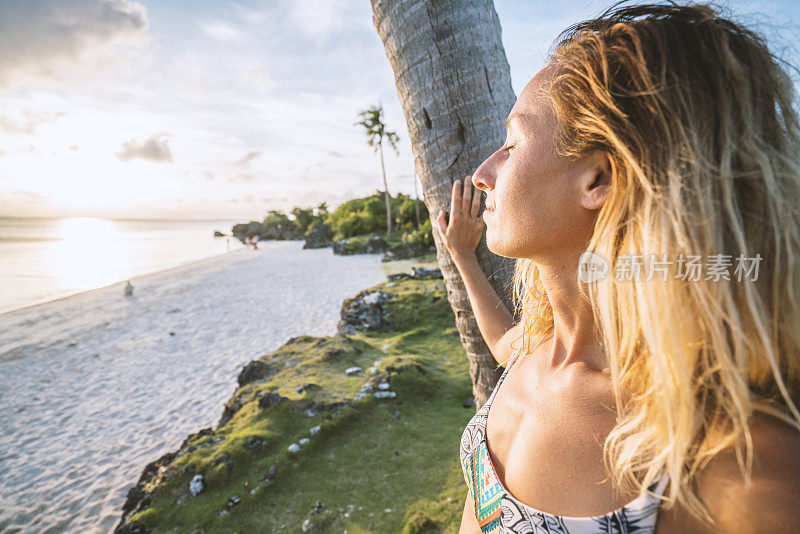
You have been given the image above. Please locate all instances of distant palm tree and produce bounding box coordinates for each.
[356,104,400,237]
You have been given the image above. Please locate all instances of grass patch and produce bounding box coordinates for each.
[120,276,475,533]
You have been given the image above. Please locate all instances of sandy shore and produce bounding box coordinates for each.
[0,241,390,533]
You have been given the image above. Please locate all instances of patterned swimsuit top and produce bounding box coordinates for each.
[459,353,670,534]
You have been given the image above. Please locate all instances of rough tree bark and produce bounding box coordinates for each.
[371,0,517,407]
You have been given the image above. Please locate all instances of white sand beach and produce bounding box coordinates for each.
[0,240,390,533]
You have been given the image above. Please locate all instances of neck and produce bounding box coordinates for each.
[535,249,607,374]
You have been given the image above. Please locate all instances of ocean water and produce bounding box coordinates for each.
[0,217,245,314]
[0,240,389,533]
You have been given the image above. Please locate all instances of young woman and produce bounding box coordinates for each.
[437,2,800,533]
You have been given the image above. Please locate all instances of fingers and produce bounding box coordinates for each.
[461,175,473,214]
[469,176,482,218]
[436,209,447,237]
[451,177,461,217]
[451,176,478,219]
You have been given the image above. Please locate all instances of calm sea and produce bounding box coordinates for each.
[0,217,245,314]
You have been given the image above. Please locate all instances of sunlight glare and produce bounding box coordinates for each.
[51,217,129,290]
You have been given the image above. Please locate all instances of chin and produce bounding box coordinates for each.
[485,233,518,259]
[486,229,538,260]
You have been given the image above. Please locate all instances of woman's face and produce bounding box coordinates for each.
[472,65,610,262]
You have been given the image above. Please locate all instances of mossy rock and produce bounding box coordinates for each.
[382,285,450,332]
[387,362,438,399]
[303,508,338,531]
[402,510,442,534]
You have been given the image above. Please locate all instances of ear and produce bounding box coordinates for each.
[578,150,612,211]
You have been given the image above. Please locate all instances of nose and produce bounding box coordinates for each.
[472,151,498,191]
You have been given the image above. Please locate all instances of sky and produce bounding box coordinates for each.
[0,0,798,220]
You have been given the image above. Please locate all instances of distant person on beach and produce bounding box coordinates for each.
[124,281,134,297]
[439,3,800,533]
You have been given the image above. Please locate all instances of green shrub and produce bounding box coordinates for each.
[327,191,430,241]
[404,218,433,247]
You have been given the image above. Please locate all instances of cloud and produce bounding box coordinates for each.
[243,67,276,91]
[235,151,261,166]
[228,194,255,204]
[0,109,65,134]
[199,20,244,42]
[298,162,325,182]
[116,133,173,163]
[0,0,148,88]
[9,190,52,201]
[290,0,344,41]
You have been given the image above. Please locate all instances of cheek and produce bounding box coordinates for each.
[494,163,584,254]
[497,162,552,227]
[489,177,541,252]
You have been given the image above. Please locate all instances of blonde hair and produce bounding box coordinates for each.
[510,0,800,525]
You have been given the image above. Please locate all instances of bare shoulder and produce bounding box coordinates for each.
[494,322,524,368]
[691,411,800,533]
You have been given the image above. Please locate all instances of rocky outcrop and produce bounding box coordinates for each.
[114,427,218,533]
[335,269,441,335]
[257,390,288,409]
[231,221,304,242]
[216,361,283,427]
[382,243,436,262]
[332,235,388,255]
[237,360,280,387]
[386,267,443,282]
[331,238,353,255]
[303,221,332,249]
[115,521,152,534]
[218,389,253,427]
[337,290,394,335]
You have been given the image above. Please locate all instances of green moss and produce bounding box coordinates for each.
[401,462,467,534]
[403,511,441,533]
[128,506,158,524]
[119,276,475,533]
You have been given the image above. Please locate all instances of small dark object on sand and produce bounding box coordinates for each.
[124,281,134,297]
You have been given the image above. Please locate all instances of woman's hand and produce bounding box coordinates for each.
[436,175,484,263]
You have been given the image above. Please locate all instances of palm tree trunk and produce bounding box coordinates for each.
[413,174,421,228]
[378,139,392,237]
[371,0,516,407]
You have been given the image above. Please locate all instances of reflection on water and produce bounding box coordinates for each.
[52,217,131,291]
[0,217,243,313]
